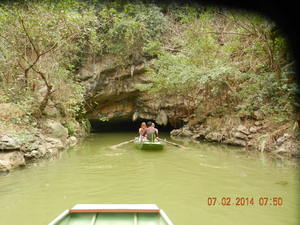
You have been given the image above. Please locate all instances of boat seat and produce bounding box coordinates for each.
[59,212,163,225]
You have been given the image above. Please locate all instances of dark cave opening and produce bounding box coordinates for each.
[89,118,175,133]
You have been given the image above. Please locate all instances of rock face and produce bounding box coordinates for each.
[276,133,290,144]
[81,56,145,122]
[170,120,298,156]
[253,110,264,120]
[205,132,223,142]
[41,119,69,140]
[80,56,186,127]
[0,119,85,172]
[0,135,21,150]
[223,138,247,147]
[170,125,193,137]
[236,125,250,135]
[67,136,78,148]
[0,151,25,172]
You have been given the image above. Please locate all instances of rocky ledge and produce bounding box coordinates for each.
[170,120,299,157]
[0,119,85,172]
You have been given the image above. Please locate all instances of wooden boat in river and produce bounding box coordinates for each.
[48,204,173,225]
[134,138,165,150]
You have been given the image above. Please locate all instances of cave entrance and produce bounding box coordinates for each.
[89,118,175,133]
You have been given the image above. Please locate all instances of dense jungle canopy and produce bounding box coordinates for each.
[0,0,298,137]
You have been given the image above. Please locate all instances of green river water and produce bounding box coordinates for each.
[0,132,299,225]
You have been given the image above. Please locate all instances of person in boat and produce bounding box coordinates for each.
[151,122,159,140]
[138,122,147,142]
[144,121,158,142]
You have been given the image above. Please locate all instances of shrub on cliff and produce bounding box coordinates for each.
[0,1,297,135]
[142,7,296,124]
[94,1,168,64]
[0,0,98,125]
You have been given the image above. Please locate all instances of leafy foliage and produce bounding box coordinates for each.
[0,1,297,131]
[94,2,168,64]
[0,0,97,122]
[140,7,296,121]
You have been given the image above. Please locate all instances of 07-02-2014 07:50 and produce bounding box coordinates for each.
[207,197,283,206]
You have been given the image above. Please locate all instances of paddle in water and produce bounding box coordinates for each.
[157,137,187,149]
[111,137,187,150]
[110,139,135,149]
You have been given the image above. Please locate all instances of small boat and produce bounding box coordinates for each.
[134,138,165,150]
[48,204,173,225]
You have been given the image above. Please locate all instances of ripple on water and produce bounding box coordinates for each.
[198,162,228,169]
[104,152,124,156]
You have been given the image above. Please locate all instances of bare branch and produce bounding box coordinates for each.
[217,12,255,35]
[199,31,253,36]
[18,18,57,85]
[31,66,53,114]
[40,43,58,57]
[19,17,39,55]
[17,16,58,115]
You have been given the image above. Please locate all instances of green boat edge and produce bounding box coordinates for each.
[48,204,174,225]
[134,137,165,150]
[134,141,165,150]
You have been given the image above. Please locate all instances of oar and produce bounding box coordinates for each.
[157,137,187,149]
[110,139,135,149]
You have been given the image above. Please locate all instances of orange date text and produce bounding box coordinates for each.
[207,197,283,206]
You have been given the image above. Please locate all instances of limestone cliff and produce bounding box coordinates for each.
[79,56,186,127]
[79,56,299,158]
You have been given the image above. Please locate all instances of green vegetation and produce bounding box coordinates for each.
[0,1,298,135]
[0,0,169,132]
[0,0,97,129]
[142,8,297,125]
[94,1,168,63]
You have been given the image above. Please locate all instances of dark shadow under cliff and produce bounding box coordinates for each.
[89,119,174,133]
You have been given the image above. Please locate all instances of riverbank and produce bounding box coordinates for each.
[1,117,298,173]
[170,115,299,158]
[0,1,299,172]
[0,118,87,172]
